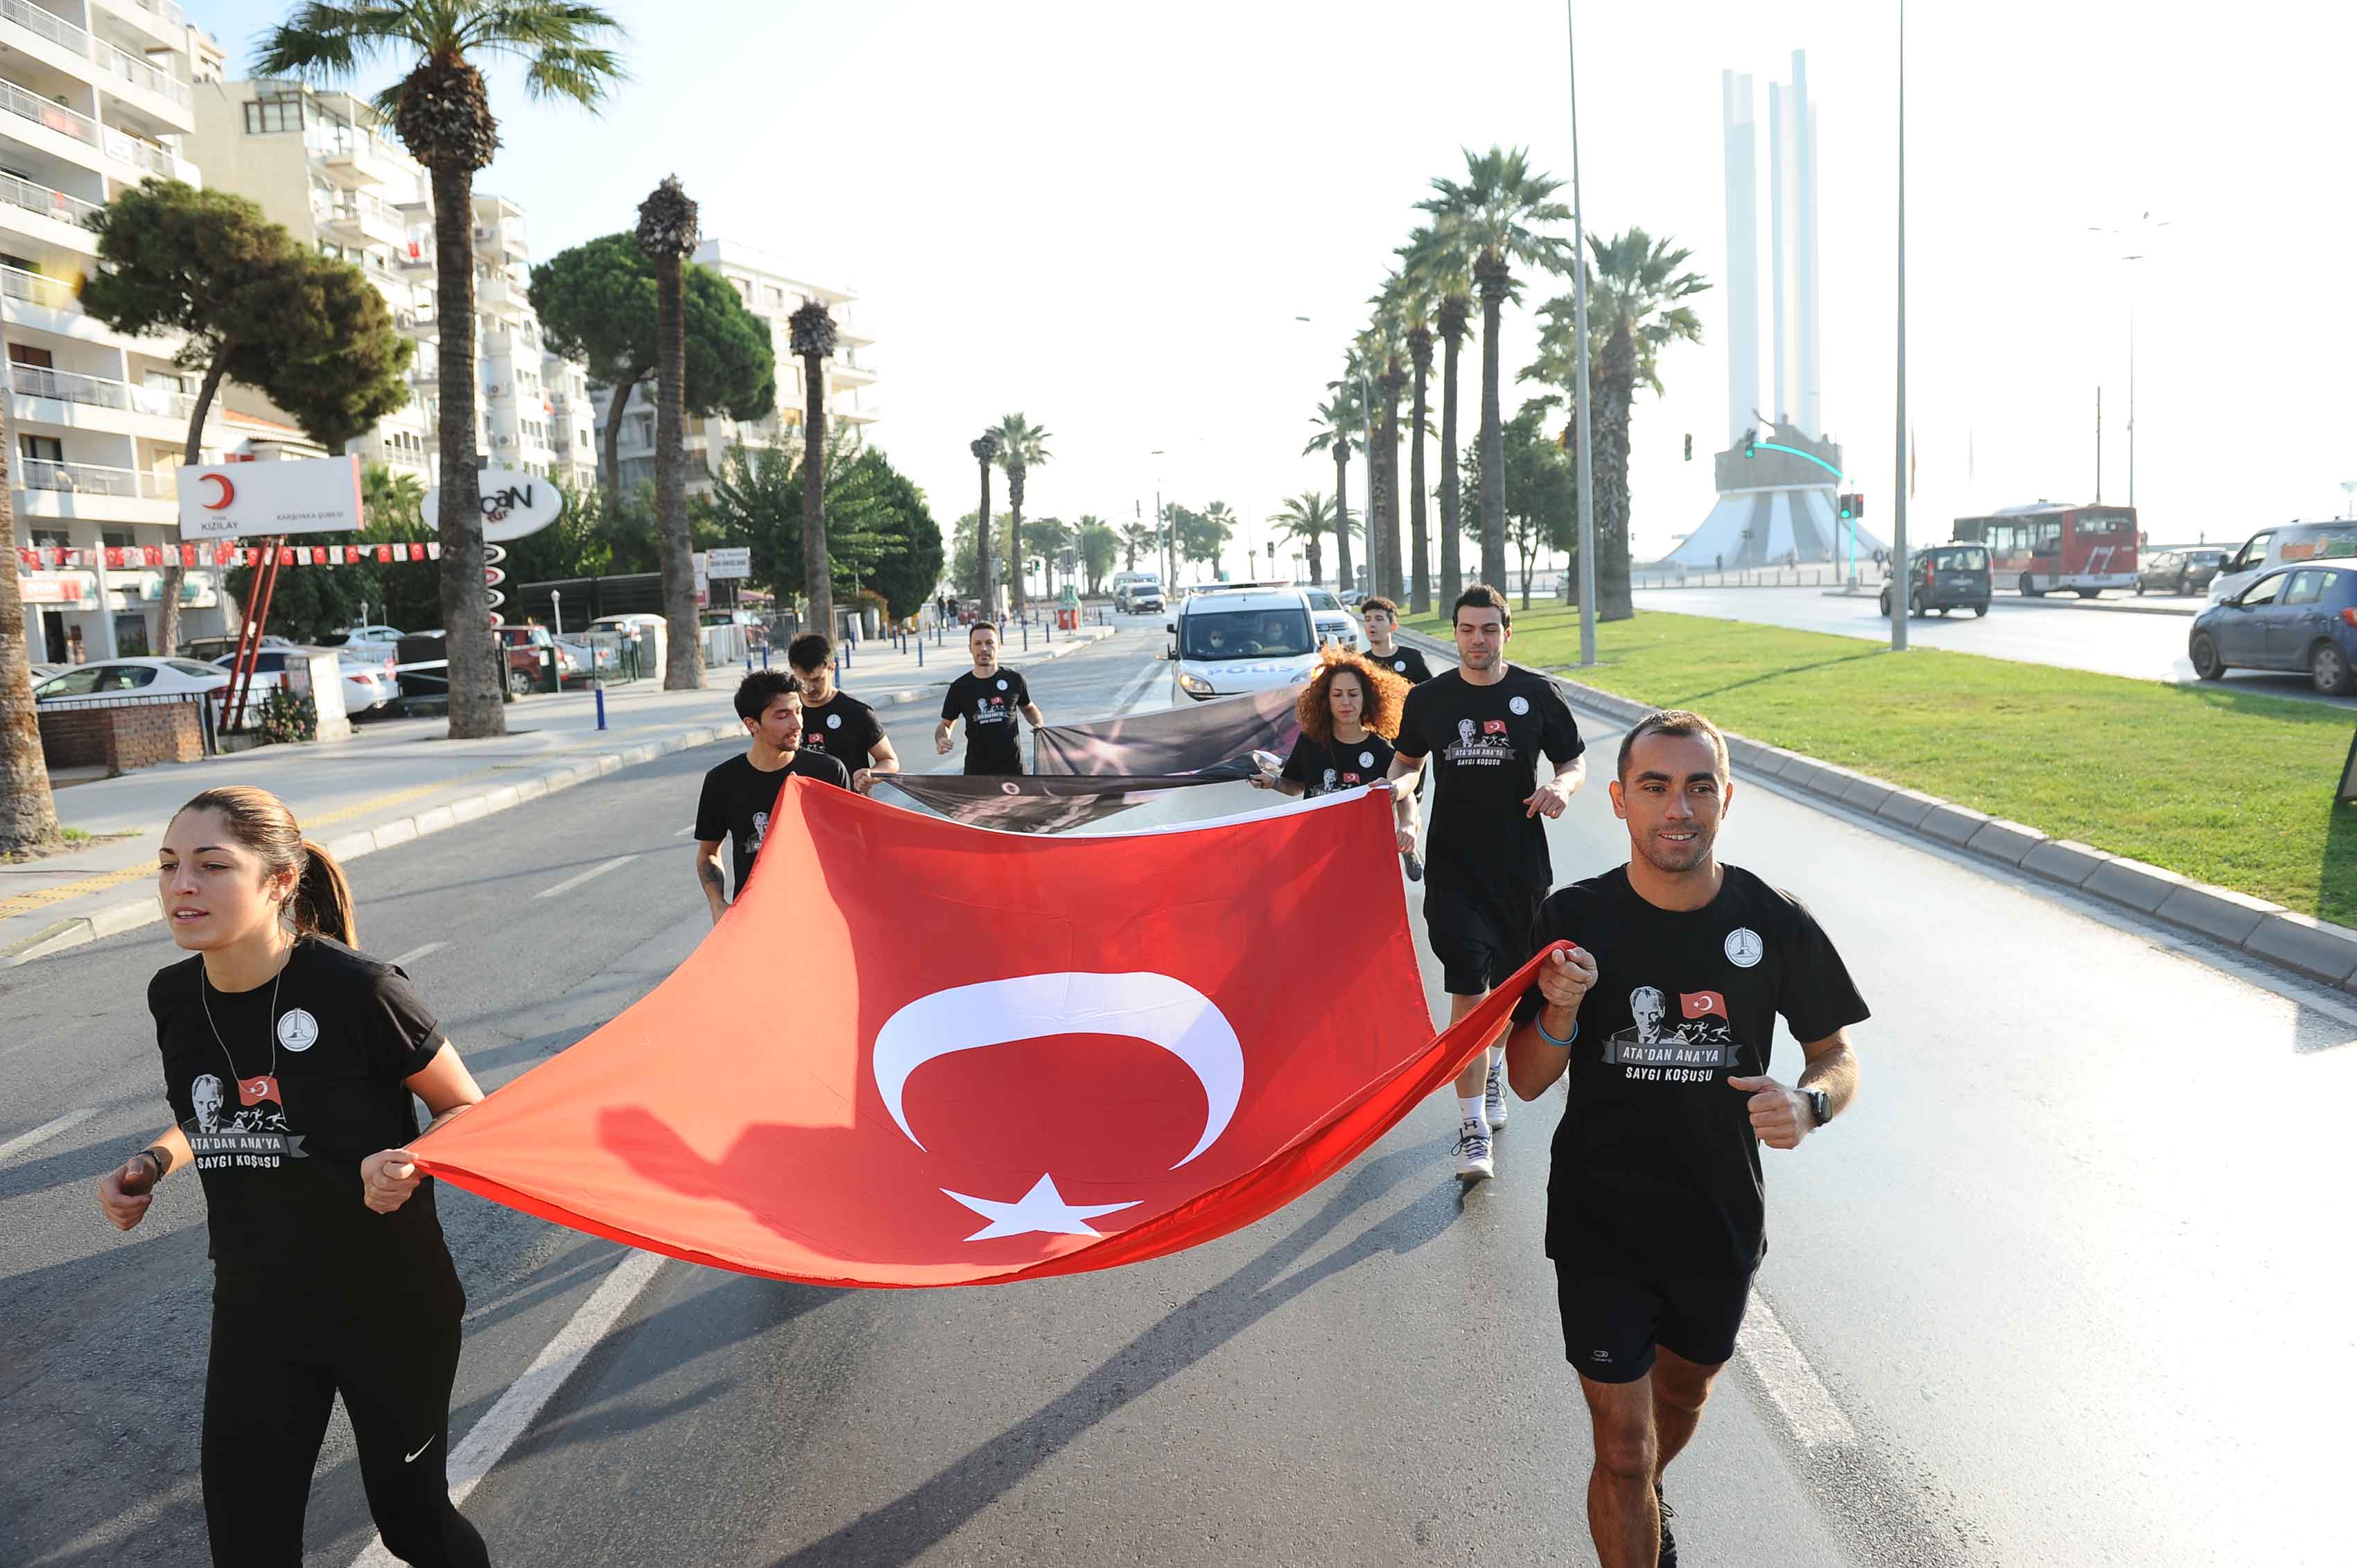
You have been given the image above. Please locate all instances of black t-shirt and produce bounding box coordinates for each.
[1513,864,1869,1277]
[941,667,1032,774]
[1367,644,1434,684]
[1282,731,1398,797]
[149,937,462,1337]
[695,749,851,892]
[801,690,884,778]
[1393,665,1584,894]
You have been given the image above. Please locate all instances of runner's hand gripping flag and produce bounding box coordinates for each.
[413,778,1557,1287]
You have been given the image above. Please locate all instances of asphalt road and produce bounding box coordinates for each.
[1633,585,2357,708]
[3,625,2349,1565]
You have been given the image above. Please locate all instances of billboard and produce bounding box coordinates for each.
[177,456,363,540]
[421,466,566,543]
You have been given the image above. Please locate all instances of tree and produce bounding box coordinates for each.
[1528,227,1707,620]
[1389,238,1445,614]
[1404,224,1477,606]
[1172,503,1230,577]
[1417,146,1572,593]
[969,433,999,611]
[1358,309,1408,602]
[987,413,1050,613]
[829,448,941,622]
[1305,386,1362,593]
[1459,405,1576,609]
[80,180,410,651]
[789,298,838,636]
[1078,516,1119,595]
[949,509,985,602]
[1026,516,1072,596]
[1270,490,1335,588]
[1117,520,1156,572]
[633,176,703,690]
[1199,502,1240,580]
[530,233,776,497]
[710,438,939,622]
[0,391,60,855]
[259,0,627,740]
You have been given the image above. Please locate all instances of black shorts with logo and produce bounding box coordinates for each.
[1423,880,1545,997]
[1555,1262,1755,1384]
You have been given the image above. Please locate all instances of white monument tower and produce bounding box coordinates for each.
[1668,50,1879,570]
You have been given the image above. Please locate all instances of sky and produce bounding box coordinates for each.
[197,0,2357,576]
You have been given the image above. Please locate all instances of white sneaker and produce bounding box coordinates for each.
[1484,1058,1509,1130]
[1454,1117,1495,1182]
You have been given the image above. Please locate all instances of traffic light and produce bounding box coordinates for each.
[1838,492,1867,521]
[1683,433,1693,461]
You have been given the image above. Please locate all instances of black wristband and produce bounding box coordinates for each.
[138,1147,168,1180]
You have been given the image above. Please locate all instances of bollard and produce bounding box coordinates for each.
[916,634,924,668]
[1021,619,1029,651]
[842,639,853,672]
[593,680,608,731]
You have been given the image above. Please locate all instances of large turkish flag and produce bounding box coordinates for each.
[413,777,1552,1287]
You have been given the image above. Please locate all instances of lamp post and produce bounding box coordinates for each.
[2342,481,2356,521]
[1565,0,1597,667]
[2087,214,2166,512]
[1891,0,1908,653]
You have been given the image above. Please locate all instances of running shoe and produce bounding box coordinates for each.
[1454,1117,1494,1181]
[1656,1481,1678,1568]
[1484,1056,1509,1130]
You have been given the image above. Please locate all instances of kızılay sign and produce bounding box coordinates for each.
[177,455,364,540]
[421,467,566,543]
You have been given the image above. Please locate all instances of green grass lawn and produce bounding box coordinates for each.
[1406,604,2357,926]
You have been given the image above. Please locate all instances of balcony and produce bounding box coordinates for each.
[11,362,214,426]
[91,0,184,51]
[392,300,435,337]
[472,220,527,262]
[1,261,80,313]
[0,168,101,242]
[315,126,409,189]
[0,0,85,55]
[91,36,190,123]
[318,189,404,249]
[478,270,532,315]
[14,457,177,521]
[0,78,182,179]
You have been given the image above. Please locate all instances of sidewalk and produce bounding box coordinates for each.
[3,623,1115,966]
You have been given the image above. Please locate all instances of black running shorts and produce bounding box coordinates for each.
[1555,1263,1755,1384]
[1423,882,1545,997]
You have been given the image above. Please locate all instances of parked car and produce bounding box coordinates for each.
[177,633,296,663]
[494,623,581,695]
[209,649,311,696]
[2189,564,2357,695]
[2209,521,2357,604]
[322,623,406,655]
[337,650,398,713]
[1879,543,1992,618]
[585,613,666,674]
[1303,588,1361,650]
[1167,586,1322,703]
[35,657,229,702]
[2137,548,2227,597]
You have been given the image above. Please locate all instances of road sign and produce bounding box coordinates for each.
[706,547,751,580]
[421,467,565,543]
[177,455,363,539]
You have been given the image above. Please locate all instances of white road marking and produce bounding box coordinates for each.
[347,1247,667,1567]
[532,855,638,900]
[1736,1289,1856,1448]
[0,1107,97,1165]
[672,824,697,836]
[389,942,445,968]
[1110,659,1165,718]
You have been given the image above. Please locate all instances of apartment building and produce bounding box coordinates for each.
[185,81,595,493]
[594,236,880,499]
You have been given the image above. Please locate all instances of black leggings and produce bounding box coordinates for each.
[202,1307,490,1567]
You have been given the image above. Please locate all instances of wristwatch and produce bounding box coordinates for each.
[1804,1088,1831,1127]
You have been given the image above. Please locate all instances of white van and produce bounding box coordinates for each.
[1167,586,1322,703]
[1111,571,1164,613]
[2209,521,2357,602]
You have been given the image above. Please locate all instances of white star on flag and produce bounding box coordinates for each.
[939,1173,1141,1242]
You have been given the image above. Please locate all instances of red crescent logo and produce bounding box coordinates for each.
[199,473,234,510]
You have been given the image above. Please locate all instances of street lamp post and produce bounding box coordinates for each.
[2341,480,2356,521]
[1565,0,1597,668]
[1891,0,1908,654]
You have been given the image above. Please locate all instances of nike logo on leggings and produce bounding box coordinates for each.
[403,1436,437,1464]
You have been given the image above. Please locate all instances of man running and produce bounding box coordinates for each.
[1505,709,1865,1568]
[694,670,850,926]
[1359,595,1433,685]
[787,631,900,794]
[1388,584,1585,1181]
[935,621,1044,776]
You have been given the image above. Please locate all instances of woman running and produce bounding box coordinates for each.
[96,785,492,1567]
[1253,647,1411,801]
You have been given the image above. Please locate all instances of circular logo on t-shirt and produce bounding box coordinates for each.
[1393,659,1407,672]
[826,713,843,729]
[1000,781,1021,795]
[1508,695,1530,716]
[1724,927,1764,968]
[276,1007,320,1052]
[1359,751,1375,769]
[995,679,1008,690]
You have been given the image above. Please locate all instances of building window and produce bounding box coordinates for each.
[22,435,63,464]
[243,94,305,134]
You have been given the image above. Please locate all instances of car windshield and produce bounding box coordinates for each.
[1307,591,1341,610]
[1181,607,1314,661]
[1934,548,1988,570]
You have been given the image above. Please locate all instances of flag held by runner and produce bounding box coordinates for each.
[412,778,1555,1287]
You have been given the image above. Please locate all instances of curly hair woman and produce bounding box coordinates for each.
[97,785,492,1567]
[1253,648,1412,799]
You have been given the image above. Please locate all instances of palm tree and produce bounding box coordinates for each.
[1,398,62,855]
[987,413,1050,614]
[636,175,702,690]
[1199,501,1239,580]
[971,433,999,611]
[1528,228,1707,620]
[1417,146,1573,592]
[259,1,626,740]
[1358,302,1409,604]
[1304,386,1362,594]
[789,298,838,636]
[1118,520,1156,572]
[1404,225,1477,607]
[1394,231,1461,614]
[1270,490,1334,588]
[1077,516,1119,595]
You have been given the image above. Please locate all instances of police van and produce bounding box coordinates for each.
[1167,586,1322,703]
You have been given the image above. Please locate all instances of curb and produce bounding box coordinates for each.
[1,719,742,969]
[1814,586,2199,619]
[1393,626,2357,995]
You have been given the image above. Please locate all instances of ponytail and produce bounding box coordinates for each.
[292,839,356,946]
[171,787,358,947]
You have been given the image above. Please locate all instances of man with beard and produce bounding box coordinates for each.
[1504,708,1868,1568]
[1387,584,1586,1182]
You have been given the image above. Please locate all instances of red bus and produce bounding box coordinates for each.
[1951,503,2139,598]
